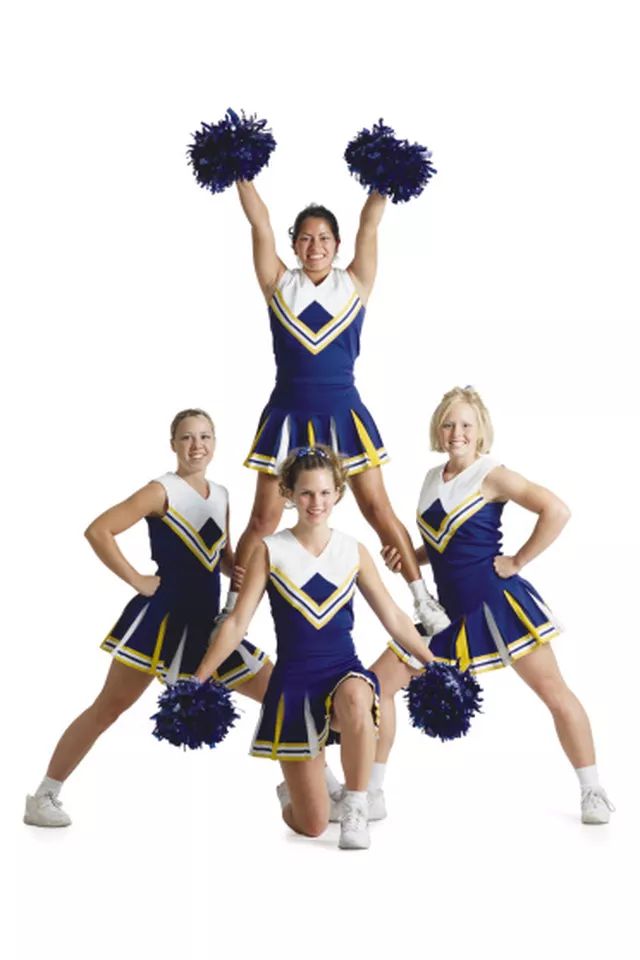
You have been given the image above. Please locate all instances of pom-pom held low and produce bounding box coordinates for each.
[344,120,436,203]
[404,662,483,742]
[188,108,276,194]
[151,678,240,749]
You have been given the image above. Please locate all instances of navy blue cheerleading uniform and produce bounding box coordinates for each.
[389,457,561,676]
[101,472,269,687]
[251,529,379,760]
[244,268,389,477]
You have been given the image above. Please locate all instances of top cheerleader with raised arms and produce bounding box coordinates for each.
[188,110,448,637]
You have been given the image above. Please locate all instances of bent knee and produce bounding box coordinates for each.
[296,812,328,838]
[334,680,374,721]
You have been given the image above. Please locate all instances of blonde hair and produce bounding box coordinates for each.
[170,408,215,440]
[430,386,494,453]
[278,445,347,501]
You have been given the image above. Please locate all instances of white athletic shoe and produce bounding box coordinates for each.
[328,786,387,822]
[581,787,615,824]
[367,788,387,821]
[414,594,450,635]
[24,793,71,828]
[276,781,290,810]
[328,788,344,822]
[339,796,370,850]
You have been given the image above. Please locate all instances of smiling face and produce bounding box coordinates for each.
[289,467,340,527]
[438,402,480,466]
[171,415,215,475]
[293,217,339,277]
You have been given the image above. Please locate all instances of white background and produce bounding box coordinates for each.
[3,1,638,957]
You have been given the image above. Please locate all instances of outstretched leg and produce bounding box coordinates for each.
[513,643,613,823]
[234,473,284,571]
[349,467,420,583]
[46,660,155,782]
[512,644,594,768]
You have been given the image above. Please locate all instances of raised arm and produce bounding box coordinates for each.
[357,544,433,665]
[236,180,287,301]
[482,466,571,578]
[346,191,387,302]
[194,541,270,679]
[84,482,167,596]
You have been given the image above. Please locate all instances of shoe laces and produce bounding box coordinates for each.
[342,800,367,831]
[582,787,615,812]
[44,791,63,809]
[416,594,445,614]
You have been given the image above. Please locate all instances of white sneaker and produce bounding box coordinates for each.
[24,792,71,828]
[276,781,290,810]
[414,594,450,635]
[339,796,370,850]
[581,787,615,824]
[328,786,387,822]
[367,788,387,821]
[328,788,344,822]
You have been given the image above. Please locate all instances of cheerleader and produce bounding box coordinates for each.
[226,181,449,637]
[377,387,614,824]
[195,445,434,850]
[24,409,271,827]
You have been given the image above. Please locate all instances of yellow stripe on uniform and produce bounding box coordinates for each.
[150,615,169,673]
[350,410,382,468]
[307,420,316,446]
[272,694,286,759]
[503,591,547,646]
[455,621,471,672]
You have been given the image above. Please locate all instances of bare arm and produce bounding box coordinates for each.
[220,507,245,591]
[346,192,386,302]
[357,545,433,664]
[84,482,167,596]
[482,466,571,577]
[236,180,287,300]
[194,542,270,679]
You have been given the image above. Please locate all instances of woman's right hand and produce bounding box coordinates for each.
[133,574,161,597]
[381,545,402,573]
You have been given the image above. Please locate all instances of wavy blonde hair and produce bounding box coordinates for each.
[430,386,494,453]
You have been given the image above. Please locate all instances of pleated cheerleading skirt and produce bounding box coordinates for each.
[101,591,270,688]
[251,656,380,761]
[244,385,389,477]
[389,575,561,676]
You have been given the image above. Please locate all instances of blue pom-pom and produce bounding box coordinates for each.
[151,678,240,750]
[344,120,436,203]
[188,107,276,194]
[404,663,483,742]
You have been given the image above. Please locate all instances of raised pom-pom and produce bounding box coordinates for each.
[188,108,276,194]
[404,663,483,742]
[344,120,436,203]
[151,679,239,750]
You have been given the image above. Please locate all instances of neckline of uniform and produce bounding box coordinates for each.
[173,471,212,502]
[286,527,334,559]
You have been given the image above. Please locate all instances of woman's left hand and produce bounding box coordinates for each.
[493,555,521,578]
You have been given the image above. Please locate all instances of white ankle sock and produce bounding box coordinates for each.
[344,790,367,806]
[408,579,429,601]
[224,590,238,612]
[324,764,342,795]
[368,763,386,792]
[576,765,600,792]
[35,776,63,799]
